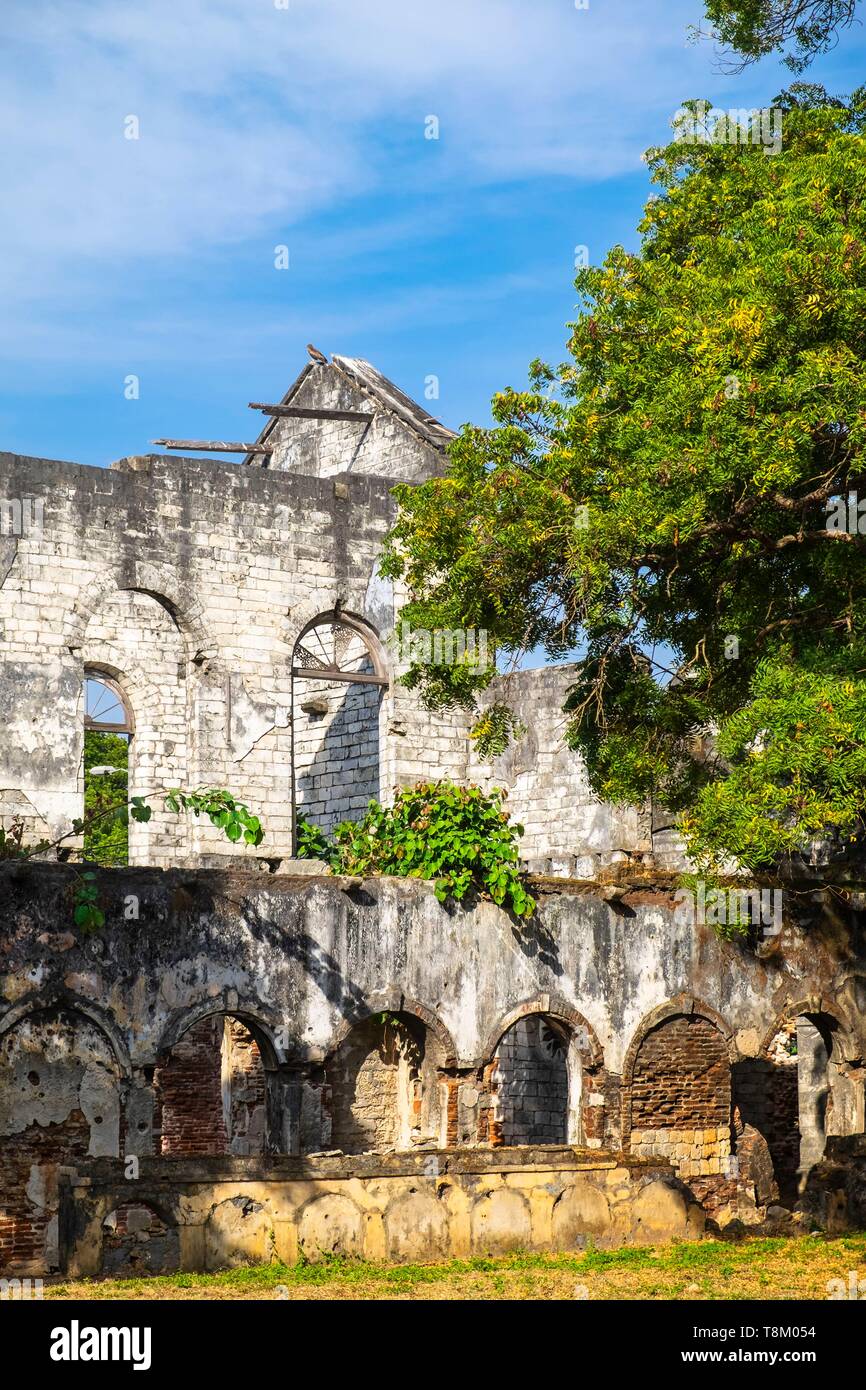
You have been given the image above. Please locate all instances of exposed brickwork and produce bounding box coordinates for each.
[224,1019,267,1156]
[0,1111,90,1272]
[155,1017,228,1156]
[154,1017,266,1157]
[631,1016,730,1130]
[630,1016,731,1179]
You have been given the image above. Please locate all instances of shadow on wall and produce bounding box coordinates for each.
[102,1202,180,1276]
[733,1013,841,1205]
[322,1012,446,1153]
[486,1016,569,1146]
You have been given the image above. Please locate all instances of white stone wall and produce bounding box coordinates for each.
[469,664,674,876]
[260,362,446,482]
[0,436,685,877]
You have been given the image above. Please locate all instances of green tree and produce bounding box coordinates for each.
[83,730,129,866]
[699,1,859,71]
[380,93,866,881]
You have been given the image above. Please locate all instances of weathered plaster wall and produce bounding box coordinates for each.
[1,865,864,1270]
[59,1150,705,1276]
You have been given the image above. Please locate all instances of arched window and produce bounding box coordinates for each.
[84,673,133,735]
[291,613,387,844]
[82,672,133,866]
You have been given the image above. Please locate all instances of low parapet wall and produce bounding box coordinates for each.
[59,1149,704,1276]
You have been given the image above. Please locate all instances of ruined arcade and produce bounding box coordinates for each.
[2,352,865,1279]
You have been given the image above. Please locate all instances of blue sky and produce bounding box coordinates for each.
[2,0,865,469]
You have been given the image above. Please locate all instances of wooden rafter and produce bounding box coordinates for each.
[248,403,375,422]
[152,440,273,453]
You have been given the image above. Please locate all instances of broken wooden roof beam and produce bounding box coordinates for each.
[152,439,273,454]
[248,403,375,422]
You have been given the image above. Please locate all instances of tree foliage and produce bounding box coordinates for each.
[380,93,866,879]
[700,1,859,71]
[83,730,129,866]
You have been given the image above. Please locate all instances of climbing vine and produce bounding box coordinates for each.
[0,788,265,932]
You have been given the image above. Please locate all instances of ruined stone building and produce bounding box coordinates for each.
[1,350,865,1277]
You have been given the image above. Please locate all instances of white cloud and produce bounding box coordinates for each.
[1,0,788,386]
[0,0,718,279]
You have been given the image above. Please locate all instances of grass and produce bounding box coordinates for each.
[44,1233,866,1301]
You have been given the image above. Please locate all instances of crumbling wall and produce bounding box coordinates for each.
[102,1202,180,1276]
[324,1014,443,1153]
[257,358,449,481]
[628,1014,732,1183]
[154,1016,266,1157]
[1,866,864,1272]
[0,450,483,865]
[0,1006,124,1273]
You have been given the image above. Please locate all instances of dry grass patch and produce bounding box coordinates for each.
[43,1233,866,1301]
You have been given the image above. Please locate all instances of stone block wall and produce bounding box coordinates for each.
[256,358,450,482]
[0,450,473,865]
[293,667,382,833]
[469,665,684,876]
[491,1016,569,1146]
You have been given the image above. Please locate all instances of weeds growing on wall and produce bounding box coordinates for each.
[298,782,535,918]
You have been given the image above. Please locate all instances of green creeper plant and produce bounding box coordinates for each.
[1,787,265,933]
[303,782,535,918]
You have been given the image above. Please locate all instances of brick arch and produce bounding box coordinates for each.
[156,1000,281,1070]
[326,991,457,1069]
[759,996,861,1070]
[480,995,604,1073]
[621,996,734,1146]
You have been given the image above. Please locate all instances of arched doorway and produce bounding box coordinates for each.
[484,1015,571,1146]
[323,1011,445,1153]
